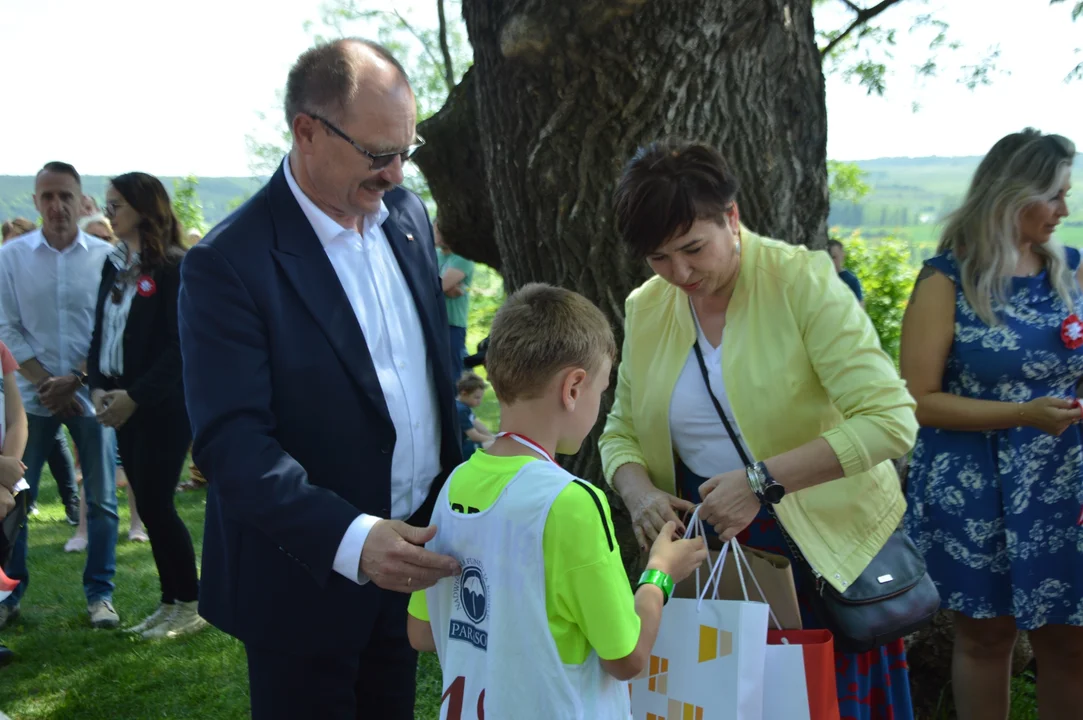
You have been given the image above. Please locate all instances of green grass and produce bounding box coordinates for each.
[0,470,451,719]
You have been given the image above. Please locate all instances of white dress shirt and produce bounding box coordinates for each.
[669,301,753,478]
[99,245,139,377]
[0,229,112,417]
[283,158,442,586]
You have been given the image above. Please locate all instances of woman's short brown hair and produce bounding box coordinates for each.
[613,139,741,261]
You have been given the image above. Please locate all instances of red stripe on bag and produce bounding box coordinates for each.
[769,629,841,720]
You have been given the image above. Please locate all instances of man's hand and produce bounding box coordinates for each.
[445,283,465,298]
[0,457,26,492]
[38,375,81,415]
[96,390,137,428]
[359,520,461,593]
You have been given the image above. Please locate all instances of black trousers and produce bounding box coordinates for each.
[245,588,418,719]
[116,398,197,604]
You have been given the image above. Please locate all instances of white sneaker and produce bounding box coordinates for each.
[88,600,120,629]
[143,600,207,639]
[126,603,173,634]
[64,534,88,553]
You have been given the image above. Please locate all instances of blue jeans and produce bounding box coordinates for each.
[448,325,467,385]
[2,414,117,606]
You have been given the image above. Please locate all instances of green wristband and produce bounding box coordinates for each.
[637,568,674,605]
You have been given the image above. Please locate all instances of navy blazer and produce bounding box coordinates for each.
[178,165,461,653]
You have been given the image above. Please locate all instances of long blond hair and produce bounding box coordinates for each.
[937,129,1076,326]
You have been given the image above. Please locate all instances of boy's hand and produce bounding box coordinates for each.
[646,520,708,584]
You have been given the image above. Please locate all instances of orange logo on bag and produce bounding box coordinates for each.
[646,655,669,693]
[698,624,732,662]
[647,699,705,720]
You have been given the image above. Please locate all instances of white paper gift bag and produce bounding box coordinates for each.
[630,510,770,720]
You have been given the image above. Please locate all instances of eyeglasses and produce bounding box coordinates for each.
[104,201,127,217]
[308,113,425,170]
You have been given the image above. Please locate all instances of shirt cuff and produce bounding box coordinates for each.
[332,513,382,586]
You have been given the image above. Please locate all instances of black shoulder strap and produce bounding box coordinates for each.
[692,341,752,468]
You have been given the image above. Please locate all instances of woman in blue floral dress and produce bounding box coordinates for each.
[901,129,1078,720]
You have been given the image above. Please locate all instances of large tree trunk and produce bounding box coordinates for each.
[423,0,829,482]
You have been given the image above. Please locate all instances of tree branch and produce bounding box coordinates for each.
[820,0,905,57]
[436,0,455,92]
[381,9,447,77]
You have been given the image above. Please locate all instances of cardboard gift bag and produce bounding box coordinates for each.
[673,543,802,631]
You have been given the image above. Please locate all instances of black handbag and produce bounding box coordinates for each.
[691,342,939,653]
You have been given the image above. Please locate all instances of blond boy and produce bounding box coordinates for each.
[407,283,706,719]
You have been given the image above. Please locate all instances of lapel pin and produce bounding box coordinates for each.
[406,233,415,242]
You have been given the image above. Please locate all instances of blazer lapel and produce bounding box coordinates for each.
[382,205,451,390]
[267,168,392,429]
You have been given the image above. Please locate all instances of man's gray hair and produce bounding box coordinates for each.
[283,38,410,131]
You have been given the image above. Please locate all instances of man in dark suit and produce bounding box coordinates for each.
[178,38,462,719]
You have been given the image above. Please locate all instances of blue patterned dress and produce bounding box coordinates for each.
[905,250,1083,629]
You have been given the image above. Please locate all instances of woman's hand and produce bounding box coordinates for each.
[698,468,761,541]
[0,457,26,492]
[1021,397,1081,436]
[96,390,137,428]
[91,388,108,416]
[615,465,696,552]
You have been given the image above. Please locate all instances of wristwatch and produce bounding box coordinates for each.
[746,462,786,505]
[636,568,674,605]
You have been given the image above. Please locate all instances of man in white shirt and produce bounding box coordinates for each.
[0,162,120,630]
[178,39,462,719]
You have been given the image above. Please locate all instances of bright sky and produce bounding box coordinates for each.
[0,0,1079,177]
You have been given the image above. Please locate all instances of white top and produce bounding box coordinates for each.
[0,229,112,417]
[282,157,442,586]
[98,245,138,378]
[425,459,632,720]
[668,302,753,479]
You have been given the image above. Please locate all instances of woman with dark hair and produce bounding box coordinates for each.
[901,130,1079,719]
[597,139,919,718]
[89,172,204,639]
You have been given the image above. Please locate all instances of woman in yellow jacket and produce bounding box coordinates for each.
[598,140,919,719]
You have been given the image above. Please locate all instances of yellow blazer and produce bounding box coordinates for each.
[599,230,918,592]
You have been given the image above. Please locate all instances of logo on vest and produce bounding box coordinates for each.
[450,560,488,651]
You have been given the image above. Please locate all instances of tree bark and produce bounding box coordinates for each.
[414,68,502,270]
[435,0,829,481]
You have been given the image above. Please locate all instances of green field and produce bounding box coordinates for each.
[833,223,1083,267]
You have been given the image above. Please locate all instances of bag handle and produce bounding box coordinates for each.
[685,509,782,629]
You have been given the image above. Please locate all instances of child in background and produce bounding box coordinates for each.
[408,283,706,719]
[456,372,495,461]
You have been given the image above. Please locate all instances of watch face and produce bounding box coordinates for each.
[764,483,785,504]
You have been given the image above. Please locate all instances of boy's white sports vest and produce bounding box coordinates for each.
[425,457,632,720]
